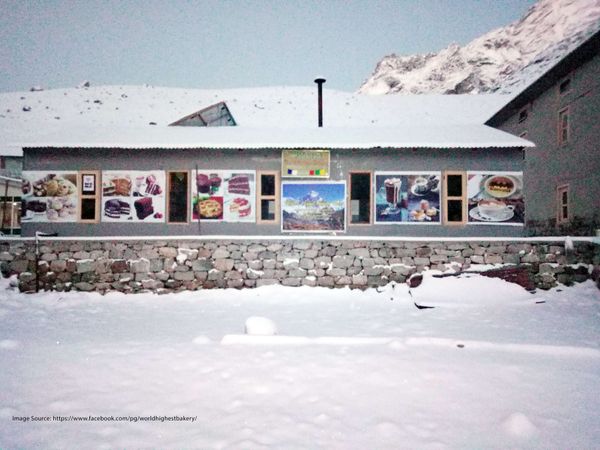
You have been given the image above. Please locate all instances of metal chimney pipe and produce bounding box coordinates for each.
[314,77,326,127]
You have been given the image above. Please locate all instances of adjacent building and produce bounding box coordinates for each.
[486,29,600,235]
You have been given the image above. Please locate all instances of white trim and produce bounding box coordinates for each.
[6,235,597,243]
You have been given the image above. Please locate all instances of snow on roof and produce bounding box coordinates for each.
[0,85,529,153]
[15,123,532,150]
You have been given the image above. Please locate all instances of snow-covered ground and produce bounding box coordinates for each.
[1,273,599,449]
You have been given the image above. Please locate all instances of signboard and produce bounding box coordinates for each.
[282,150,330,178]
[374,172,441,224]
[191,170,256,222]
[467,172,524,225]
[21,171,78,222]
[282,181,346,232]
[101,171,166,222]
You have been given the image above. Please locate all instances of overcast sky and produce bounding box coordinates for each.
[0,0,537,93]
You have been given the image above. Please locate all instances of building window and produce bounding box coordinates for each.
[79,171,100,223]
[558,107,569,146]
[349,172,371,224]
[443,171,466,225]
[557,184,569,223]
[167,171,189,223]
[0,196,21,235]
[559,77,571,95]
[257,171,279,223]
[518,108,528,123]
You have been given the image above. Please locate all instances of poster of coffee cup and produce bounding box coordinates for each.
[281,181,346,232]
[374,172,441,224]
[101,171,165,222]
[191,170,255,222]
[467,172,524,225]
[21,171,79,222]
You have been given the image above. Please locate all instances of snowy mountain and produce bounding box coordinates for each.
[358,0,600,95]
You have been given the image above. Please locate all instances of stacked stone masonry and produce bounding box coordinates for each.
[0,239,598,294]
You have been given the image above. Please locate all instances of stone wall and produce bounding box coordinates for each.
[1,239,598,294]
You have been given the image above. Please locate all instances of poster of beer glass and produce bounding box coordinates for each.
[21,171,79,222]
[374,172,441,224]
[467,172,524,225]
[281,181,346,232]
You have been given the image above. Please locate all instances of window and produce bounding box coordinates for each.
[557,184,569,223]
[558,107,569,146]
[518,108,528,123]
[0,196,21,235]
[167,171,189,223]
[559,77,571,95]
[349,172,371,224]
[79,171,100,223]
[443,171,466,225]
[257,171,279,223]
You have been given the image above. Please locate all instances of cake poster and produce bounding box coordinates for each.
[21,171,79,223]
[101,171,166,222]
[191,170,256,222]
[467,172,524,225]
[281,181,346,232]
[374,172,441,224]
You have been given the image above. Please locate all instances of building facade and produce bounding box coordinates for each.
[487,30,600,235]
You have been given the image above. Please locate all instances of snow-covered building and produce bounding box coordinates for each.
[486,29,600,235]
[0,84,532,238]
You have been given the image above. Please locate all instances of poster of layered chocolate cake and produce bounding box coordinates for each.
[101,171,166,222]
[21,171,79,222]
[191,170,255,222]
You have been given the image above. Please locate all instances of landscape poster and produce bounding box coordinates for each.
[21,171,79,223]
[281,181,346,232]
[101,171,166,222]
[467,172,524,225]
[374,172,441,224]
[191,170,255,222]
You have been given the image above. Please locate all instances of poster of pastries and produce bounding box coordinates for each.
[374,172,441,224]
[101,171,166,222]
[467,172,524,225]
[191,170,256,222]
[21,171,79,222]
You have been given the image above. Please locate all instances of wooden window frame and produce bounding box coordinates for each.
[257,170,280,224]
[166,170,190,225]
[347,171,372,226]
[443,170,467,226]
[78,170,100,223]
[557,184,569,224]
[558,107,569,146]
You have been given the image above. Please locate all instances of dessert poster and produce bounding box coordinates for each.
[101,171,166,222]
[21,171,79,222]
[191,170,256,222]
[374,172,441,224]
[281,181,346,232]
[467,172,524,225]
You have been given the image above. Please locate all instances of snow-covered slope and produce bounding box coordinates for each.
[359,0,600,95]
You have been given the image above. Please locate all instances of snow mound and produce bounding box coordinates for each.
[192,336,211,345]
[244,316,277,336]
[501,412,538,438]
[0,339,20,350]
